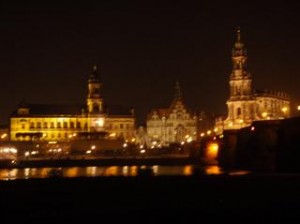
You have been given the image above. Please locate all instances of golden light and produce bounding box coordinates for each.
[239,119,244,123]
[251,126,255,131]
[95,118,104,127]
[297,105,300,111]
[207,130,211,135]
[183,165,193,176]
[205,165,222,175]
[200,133,205,137]
[109,133,116,137]
[282,107,288,113]
[206,142,219,160]
[1,133,7,139]
[91,145,96,150]
[262,112,268,118]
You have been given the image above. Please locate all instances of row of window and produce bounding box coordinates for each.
[21,122,133,130]
[15,131,133,140]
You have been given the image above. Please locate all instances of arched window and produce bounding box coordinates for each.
[237,107,242,116]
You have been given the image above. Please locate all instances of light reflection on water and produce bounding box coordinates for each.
[0,165,248,180]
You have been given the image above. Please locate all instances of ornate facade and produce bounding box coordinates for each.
[10,66,135,141]
[217,29,290,131]
[147,82,197,146]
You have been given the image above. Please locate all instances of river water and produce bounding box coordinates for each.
[0,165,241,180]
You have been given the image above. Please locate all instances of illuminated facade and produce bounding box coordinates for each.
[10,66,135,141]
[147,82,197,146]
[216,29,290,131]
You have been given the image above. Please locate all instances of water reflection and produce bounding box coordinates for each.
[0,165,248,180]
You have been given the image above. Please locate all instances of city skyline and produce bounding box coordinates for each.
[1,1,300,125]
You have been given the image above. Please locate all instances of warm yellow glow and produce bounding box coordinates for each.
[86,166,97,176]
[251,126,255,131]
[207,130,211,135]
[282,107,288,113]
[1,133,7,139]
[86,150,92,154]
[200,133,205,137]
[105,166,118,176]
[65,167,78,177]
[214,128,218,132]
[206,142,219,160]
[91,145,96,150]
[130,166,138,176]
[183,165,193,175]
[297,105,300,111]
[95,118,104,127]
[205,165,222,175]
[186,137,192,143]
[109,133,116,137]
[262,112,268,118]
[239,119,244,123]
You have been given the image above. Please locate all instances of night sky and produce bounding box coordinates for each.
[0,1,300,125]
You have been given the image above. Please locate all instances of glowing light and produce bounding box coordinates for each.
[91,145,96,150]
[109,133,116,137]
[297,105,300,111]
[206,142,219,160]
[200,133,205,137]
[95,118,104,127]
[183,165,193,175]
[1,133,7,139]
[282,107,288,113]
[140,149,146,154]
[86,150,92,154]
[123,143,128,148]
[205,165,222,175]
[251,126,255,131]
[262,112,268,118]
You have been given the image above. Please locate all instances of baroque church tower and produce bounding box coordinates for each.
[225,28,256,129]
[87,65,103,114]
[86,65,105,132]
[217,28,290,132]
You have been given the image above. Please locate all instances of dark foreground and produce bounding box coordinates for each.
[1,174,300,223]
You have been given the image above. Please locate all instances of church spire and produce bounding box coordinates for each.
[174,80,182,99]
[89,64,101,83]
[87,64,103,114]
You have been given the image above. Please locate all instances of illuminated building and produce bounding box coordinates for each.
[10,66,135,141]
[147,81,197,146]
[216,29,290,131]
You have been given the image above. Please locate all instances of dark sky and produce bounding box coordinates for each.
[0,0,300,125]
